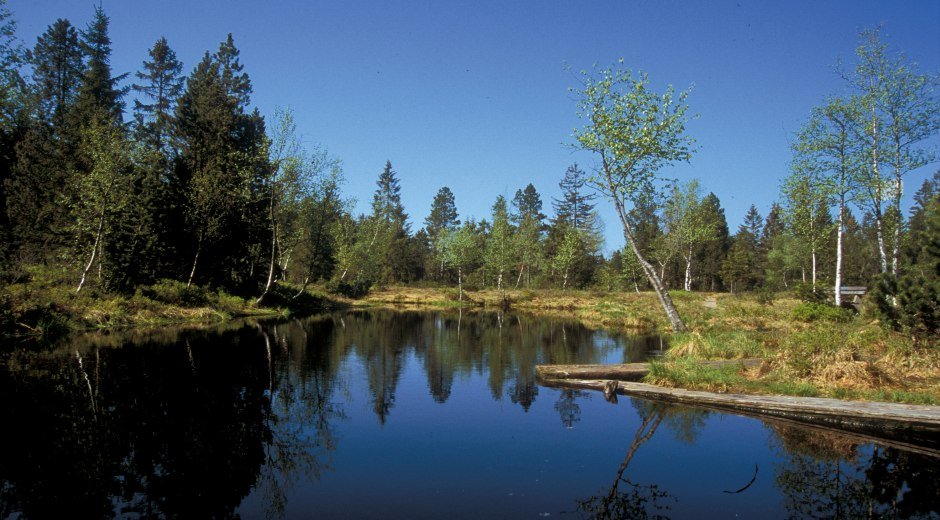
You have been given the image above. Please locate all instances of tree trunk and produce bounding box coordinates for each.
[77,210,106,293]
[256,223,279,304]
[187,239,202,287]
[869,94,889,275]
[458,266,463,302]
[891,170,901,278]
[611,193,687,333]
[811,246,817,292]
[292,276,310,300]
[835,199,845,306]
[683,245,693,292]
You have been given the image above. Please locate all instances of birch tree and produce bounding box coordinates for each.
[74,119,131,292]
[782,161,834,292]
[484,195,514,295]
[796,97,862,304]
[661,179,715,291]
[571,61,695,332]
[846,29,939,279]
[438,224,478,301]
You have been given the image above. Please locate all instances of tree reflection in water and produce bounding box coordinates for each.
[7,310,931,518]
[0,318,344,519]
[771,424,940,519]
[0,309,642,518]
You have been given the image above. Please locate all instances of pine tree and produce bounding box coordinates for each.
[175,37,264,288]
[511,183,546,287]
[511,183,546,226]
[6,19,82,256]
[70,6,126,125]
[28,18,83,125]
[425,186,459,279]
[548,164,602,288]
[552,163,597,232]
[737,204,764,290]
[695,193,729,291]
[0,0,24,265]
[425,186,459,242]
[132,37,183,156]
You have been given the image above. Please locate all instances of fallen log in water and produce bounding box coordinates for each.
[538,377,940,457]
[535,358,762,381]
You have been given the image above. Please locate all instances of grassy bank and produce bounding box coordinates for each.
[350,286,940,405]
[1,265,334,340]
[4,277,937,405]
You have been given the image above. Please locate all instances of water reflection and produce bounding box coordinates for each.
[771,425,940,519]
[0,309,936,519]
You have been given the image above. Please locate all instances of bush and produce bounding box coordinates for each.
[869,272,939,345]
[756,288,775,306]
[793,282,828,303]
[792,302,854,323]
[326,278,372,298]
[139,279,209,307]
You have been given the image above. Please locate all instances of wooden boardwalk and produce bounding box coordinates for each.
[536,359,762,381]
[536,362,940,457]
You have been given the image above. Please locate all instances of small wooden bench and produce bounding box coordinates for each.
[836,286,867,307]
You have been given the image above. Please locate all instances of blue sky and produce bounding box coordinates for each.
[9,0,940,252]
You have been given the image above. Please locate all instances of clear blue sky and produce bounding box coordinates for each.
[9,0,940,252]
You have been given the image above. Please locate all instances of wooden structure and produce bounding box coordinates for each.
[837,285,868,308]
[535,359,762,382]
[536,360,940,457]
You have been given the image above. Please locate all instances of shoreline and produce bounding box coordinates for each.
[4,284,938,406]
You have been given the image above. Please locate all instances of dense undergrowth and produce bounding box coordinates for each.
[0,265,332,340]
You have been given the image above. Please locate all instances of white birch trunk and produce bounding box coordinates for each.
[77,210,106,293]
[835,201,845,306]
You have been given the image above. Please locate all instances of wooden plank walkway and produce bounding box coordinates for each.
[537,376,940,457]
[535,359,762,382]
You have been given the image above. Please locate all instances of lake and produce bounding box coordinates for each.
[1,309,937,519]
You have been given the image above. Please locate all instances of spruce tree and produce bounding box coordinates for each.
[424,186,459,242]
[425,186,459,279]
[511,183,546,226]
[695,193,729,291]
[70,6,125,125]
[175,37,264,288]
[133,37,183,156]
[552,163,597,232]
[28,19,82,125]
[369,160,413,283]
[548,164,601,288]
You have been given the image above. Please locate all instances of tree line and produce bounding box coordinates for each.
[0,3,936,337]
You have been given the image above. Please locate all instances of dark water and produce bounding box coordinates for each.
[1,309,937,519]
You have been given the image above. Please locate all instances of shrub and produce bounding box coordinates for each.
[793,282,828,303]
[326,278,372,298]
[792,302,854,323]
[139,279,209,307]
[756,288,775,306]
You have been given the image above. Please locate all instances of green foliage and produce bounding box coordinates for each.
[326,278,372,299]
[792,302,854,323]
[756,288,775,306]
[647,357,748,392]
[792,282,829,303]
[140,279,210,307]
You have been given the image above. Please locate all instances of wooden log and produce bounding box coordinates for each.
[535,358,762,382]
[539,378,940,457]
